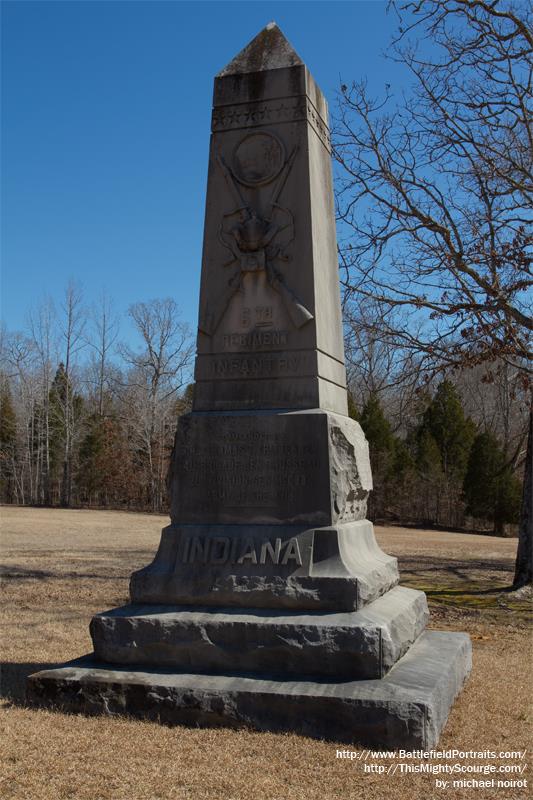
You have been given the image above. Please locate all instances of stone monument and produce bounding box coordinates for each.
[28,23,471,748]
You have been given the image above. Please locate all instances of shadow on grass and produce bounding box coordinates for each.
[425,586,515,597]
[0,565,133,581]
[397,555,515,588]
[0,661,60,705]
[398,554,513,571]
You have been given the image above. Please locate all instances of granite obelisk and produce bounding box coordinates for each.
[28,24,471,748]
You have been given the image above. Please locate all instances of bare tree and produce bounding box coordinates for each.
[0,331,38,503]
[334,0,532,585]
[119,298,194,512]
[85,291,120,417]
[28,297,57,503]
[344,296,427,433]
[57,282,86,507]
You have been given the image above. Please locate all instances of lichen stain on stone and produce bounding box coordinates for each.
[329,425,369,523]
[218,23,303,77]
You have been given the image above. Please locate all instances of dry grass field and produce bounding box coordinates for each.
[1,506,531,800]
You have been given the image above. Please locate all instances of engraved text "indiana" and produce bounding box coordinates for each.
[181,536,302,566]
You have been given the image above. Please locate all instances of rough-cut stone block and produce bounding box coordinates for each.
[168,410,372,527]
[27,630,472,749]
[130,520,399,610]
[90,587,428,679]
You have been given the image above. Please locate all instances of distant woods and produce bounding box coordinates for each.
[0,282,527,533]
[1,2,531,538]
[0,287,194,513]
[347,371,526,535]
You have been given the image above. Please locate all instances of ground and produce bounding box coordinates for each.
[0,507,531,800]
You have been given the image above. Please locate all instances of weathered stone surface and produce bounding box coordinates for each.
[194,23,344,414]
[135,405,390,611]
[91,587,428,679]
[218,21,304,76]
[168,410,372,527]
[26,23,472,751]
[130,520,399,610]
[27,630,472,749]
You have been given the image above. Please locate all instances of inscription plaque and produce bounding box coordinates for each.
[170,413,330,525]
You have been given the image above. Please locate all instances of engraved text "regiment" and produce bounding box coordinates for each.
[181,536,302,566]
[222,330,289,350]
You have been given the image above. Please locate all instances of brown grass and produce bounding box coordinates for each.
[0,507,531,800]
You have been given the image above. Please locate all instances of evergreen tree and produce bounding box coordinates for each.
[0,379,18,502]
[48,363,68,492]
[0,381,17,452]
[78,413,133,507]
[360,394,394,460]
[408,426,444,524]
[408,381,474,525]
[48,363,84,505]
[422,380,474,482]
[412,428,443,481]
[387,436,417,523]
[464,431,522,534]
[347,391,359,422]
[359,393,395,518]
[391,437,416,482]
[77,412,106,502]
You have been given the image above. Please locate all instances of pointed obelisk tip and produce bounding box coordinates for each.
[217,22,304,77]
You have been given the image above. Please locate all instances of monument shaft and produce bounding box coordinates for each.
[195,34,345,414]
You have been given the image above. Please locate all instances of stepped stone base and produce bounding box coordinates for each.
[90,586,428,680]
[27,630,471,749]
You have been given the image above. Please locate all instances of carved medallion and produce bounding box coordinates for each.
[232,132,285,186]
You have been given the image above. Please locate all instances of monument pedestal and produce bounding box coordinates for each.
[27,23,471,748]
[130,519,400,611]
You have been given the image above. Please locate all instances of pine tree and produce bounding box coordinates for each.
[347,391,359,422]
[360,394,394,459]
[77,413,106,503]
[48,363,84,505]
[78,413,133,507]
[412,380,475,526]
[408,426,444,524]
[422,380,474,483]
[387,437,417,523]
[359,393,395,519]
[464,431,522,535]
[413,428,443,480]
[0,379,18,502]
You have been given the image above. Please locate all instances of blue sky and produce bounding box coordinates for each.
[2,0,405,341]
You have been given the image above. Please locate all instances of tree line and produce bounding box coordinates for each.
[0,283,527,534]
[349,376,524,535]
[0,288,194,513]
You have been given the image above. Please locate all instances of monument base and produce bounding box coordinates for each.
[130,520,400,611]
[89,586,428,680]
[27,630,471,749]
